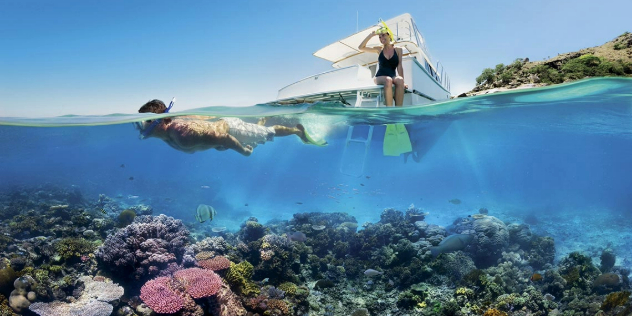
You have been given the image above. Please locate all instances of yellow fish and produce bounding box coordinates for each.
[100,209,107,215]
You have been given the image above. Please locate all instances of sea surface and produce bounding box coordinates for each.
[1,77,631,264]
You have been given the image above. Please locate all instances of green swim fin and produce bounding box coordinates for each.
[299,124,328,147]
[383,123,412,156]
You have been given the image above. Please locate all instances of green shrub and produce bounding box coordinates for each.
[495,63,505,74]
[511,58,524,70]
[476,68,496,85]
[529,64,563,84]
[614,43,625,50]
[500,70,513,84]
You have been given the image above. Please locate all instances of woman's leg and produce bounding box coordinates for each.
[393,76,405,106]
[374,76,393,106]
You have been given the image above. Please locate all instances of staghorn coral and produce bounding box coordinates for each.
[173,268,222,299]
[139,277,184,314]
[226,261,259,296]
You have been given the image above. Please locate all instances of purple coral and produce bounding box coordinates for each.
[95,214,190,281]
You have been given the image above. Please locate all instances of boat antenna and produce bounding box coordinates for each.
[356,11,358,33]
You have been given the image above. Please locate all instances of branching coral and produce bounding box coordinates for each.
[226,261,259,296]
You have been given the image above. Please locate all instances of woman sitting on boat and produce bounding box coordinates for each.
[358,27,407,106]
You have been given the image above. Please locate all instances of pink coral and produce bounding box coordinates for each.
[198,256,232,271]
[140,276,185,314]
[174,268,222,299]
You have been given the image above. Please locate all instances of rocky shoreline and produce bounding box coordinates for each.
[458,32,632,98]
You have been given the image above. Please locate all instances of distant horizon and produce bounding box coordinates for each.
[1,0,631,117]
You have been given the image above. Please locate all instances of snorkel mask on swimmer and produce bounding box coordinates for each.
[375,20,395,42]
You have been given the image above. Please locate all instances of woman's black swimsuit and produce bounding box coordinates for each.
[375,48,399,78]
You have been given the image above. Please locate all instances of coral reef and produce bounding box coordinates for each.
[95,214,190,281]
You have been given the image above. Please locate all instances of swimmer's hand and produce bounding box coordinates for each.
[242,145,253,156]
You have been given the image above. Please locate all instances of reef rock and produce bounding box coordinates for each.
[29,276,123,316]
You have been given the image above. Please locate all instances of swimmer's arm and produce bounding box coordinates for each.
[358,31,381,54]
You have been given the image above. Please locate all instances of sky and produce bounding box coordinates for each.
[1,0,631,117]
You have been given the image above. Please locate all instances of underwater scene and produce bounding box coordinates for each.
[0,77,631,316]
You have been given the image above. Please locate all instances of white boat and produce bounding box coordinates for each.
[273,13,451,107]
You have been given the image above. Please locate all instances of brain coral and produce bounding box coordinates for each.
[453,215,508,265]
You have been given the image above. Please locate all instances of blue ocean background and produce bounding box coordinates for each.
[1,77,631,264]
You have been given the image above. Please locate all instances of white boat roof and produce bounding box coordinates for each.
[313,13,433,69]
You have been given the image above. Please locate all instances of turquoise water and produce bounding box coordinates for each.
[1,77,631,260]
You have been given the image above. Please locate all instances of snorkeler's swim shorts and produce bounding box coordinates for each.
[222,117,275,147]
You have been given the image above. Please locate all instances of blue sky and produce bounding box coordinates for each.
[1,0,630,117]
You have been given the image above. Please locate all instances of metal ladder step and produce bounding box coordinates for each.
[340,125,374,177]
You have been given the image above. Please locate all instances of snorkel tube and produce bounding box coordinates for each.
[139,97,175,139]
[378,19,395,43]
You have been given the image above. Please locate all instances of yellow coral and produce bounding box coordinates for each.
[483,309,507,316]
[195,251,215,261]
[261,241,271,249]
[278,282,298,296]
[456,287,474,297]
[601,290,630,311]
[417,301,427,308]
[226,261,260,296]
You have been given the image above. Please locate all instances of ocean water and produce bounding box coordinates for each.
[1,77,631,265]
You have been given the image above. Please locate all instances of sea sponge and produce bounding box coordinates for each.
[226,261,259,296]
[117,209,136,227]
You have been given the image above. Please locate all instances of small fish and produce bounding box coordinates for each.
[261,278,269,284]
[129,176,134,181]
[296,202,303,205]
[195,204,217,223]
[311,225,326,231]
[244,203,249,207]
[128,195,140,199]
[360,184,364,186]
[211,227,226,233]
[364,269,384,277]
[200,185,210,189]
[287,231,307,242]
[365,176,371,179]
[120,164,125,168]
[448,198,462,205]
[99,209,107,215]
[530,273,543,282]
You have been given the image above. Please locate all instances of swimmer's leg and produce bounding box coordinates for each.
[218,134,253,156]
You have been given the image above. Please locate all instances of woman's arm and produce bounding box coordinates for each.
[358,31,381,53]
[397,48,408,88]
[396,48,404,79]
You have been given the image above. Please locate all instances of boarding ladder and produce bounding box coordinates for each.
[339,91,381,177]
